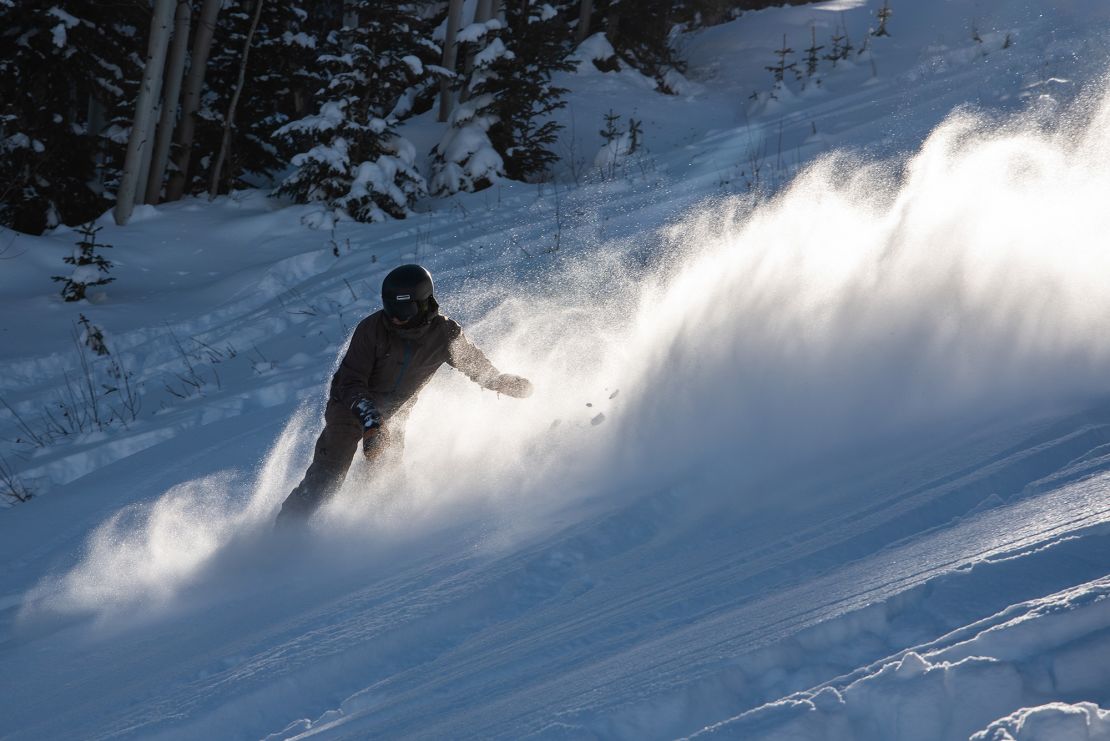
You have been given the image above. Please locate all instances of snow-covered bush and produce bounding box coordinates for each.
[573,32,623,73]
[430,22,510,195]
[431,92,507,195]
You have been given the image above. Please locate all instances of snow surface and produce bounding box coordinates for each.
[3,1,1110,739]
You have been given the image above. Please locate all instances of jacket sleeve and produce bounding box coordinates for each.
[446,321,501,389]
[332,317,379,412]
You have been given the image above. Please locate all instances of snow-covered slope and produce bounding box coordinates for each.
[3,1,1110,739]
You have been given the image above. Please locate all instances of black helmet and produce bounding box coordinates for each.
[381,264,435,324]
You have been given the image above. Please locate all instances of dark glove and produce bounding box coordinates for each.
[352,398,384,459]
[361,425,387,460]
[489,373,533,398]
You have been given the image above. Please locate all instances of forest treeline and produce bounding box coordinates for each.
[0,0,803,235]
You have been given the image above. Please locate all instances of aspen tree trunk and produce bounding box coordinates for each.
[575,0,594,43]
[438,0,465,123]
[145,0,192,205]
[165,0,221,202]
[342,0,359,41]
[208,0,265,200]
[114,0,175,225]
[459,0,493,104]
[134,58,166,205]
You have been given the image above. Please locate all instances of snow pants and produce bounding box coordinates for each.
[275,399,403,524]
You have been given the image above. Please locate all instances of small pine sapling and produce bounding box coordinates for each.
[627,118,643,154]
[53,223,115,302]
[804,26,824,80]
[825,32,845,66]
[874,0,892,37]
[78,314,110,356]
[840,30,855,59]
[766,34,797,84]
[600,110,622,144]
[594,110,645,179]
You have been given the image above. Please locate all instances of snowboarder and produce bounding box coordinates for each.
[276,264,532,524]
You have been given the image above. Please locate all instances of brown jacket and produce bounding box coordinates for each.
[328,310,500,421]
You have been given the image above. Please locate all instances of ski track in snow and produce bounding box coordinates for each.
[3,413,1109,740]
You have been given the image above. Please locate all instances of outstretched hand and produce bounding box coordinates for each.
[490,373,533,399]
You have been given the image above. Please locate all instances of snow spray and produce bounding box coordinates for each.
[20,405,319,625]
[603,87,1110,492]
[406,84,1110,516]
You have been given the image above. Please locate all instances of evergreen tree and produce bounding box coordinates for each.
[487,1,574,181]
[432,1,574,192]
[52,222,115,302]
[804,26,824,79]
[0,1,139,234]
[274,2,434,221]
[825,30,846,66]
[765,34,797,84]
[600,109,621,144]
[430,16,509,195]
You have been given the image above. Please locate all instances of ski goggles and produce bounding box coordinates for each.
[384,295,430,323]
